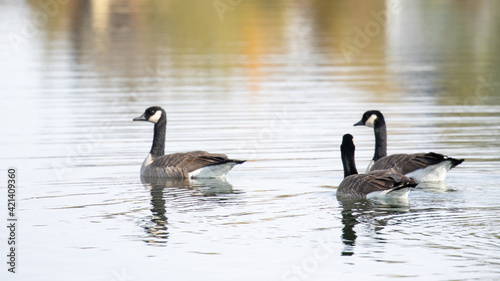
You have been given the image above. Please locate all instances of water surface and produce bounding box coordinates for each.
[0,1,499,280]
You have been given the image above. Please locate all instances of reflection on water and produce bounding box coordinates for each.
[1,0,500,280]
[339,200,359,256]
[140,176,237,245]
[338,199,410,256]
[16,0,499,103]
[141,177,172,245]
[416,181,452,193]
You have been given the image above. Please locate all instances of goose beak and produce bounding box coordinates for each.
[353,120,364,126]
[133,114,147,122]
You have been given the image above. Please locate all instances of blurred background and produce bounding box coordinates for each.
[2,0,500,100]
[1,0,500,280]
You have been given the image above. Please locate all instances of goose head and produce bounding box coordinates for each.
[341,133,355,150]
[353,110,384,128]
[133,106,165,124]
[340,134,358,178]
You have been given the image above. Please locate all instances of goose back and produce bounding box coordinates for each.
[142,151,245,179]
[370,152,464,175]
[337,169,417,200]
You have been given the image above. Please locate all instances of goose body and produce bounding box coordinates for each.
[337,134,417,200]
[354,110,464,182]
[133,106,244,179]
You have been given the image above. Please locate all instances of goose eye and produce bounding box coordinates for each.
[149,110,155,115]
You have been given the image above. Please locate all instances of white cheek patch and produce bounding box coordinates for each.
[148,111,162,123]
[365,114,378,128]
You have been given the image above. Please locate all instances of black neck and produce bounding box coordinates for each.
[150,114,166,157]
[373,121,387,161]
[341,144,358,178]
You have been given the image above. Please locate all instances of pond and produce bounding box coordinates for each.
[0,0,499,280]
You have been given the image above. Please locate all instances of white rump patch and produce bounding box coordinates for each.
[148,110,162,124]
[365,114,378,128]
[405,161,453,182]
[367,187,411,200]
[189,163,237,179]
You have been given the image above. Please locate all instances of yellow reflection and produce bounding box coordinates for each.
[27,0,500,104]
[91,0,111,51]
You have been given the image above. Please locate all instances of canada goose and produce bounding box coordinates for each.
[337,134,417,199]
[354,110,464,182]
[133,106,245,178]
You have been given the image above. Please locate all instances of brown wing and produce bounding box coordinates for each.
[370,153,464,175]
[152,151,245,173]
[337,170,417,199]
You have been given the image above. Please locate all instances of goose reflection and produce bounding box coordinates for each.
[139,176,237,245]
[338,198,410,256]
[416,181,451,193]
